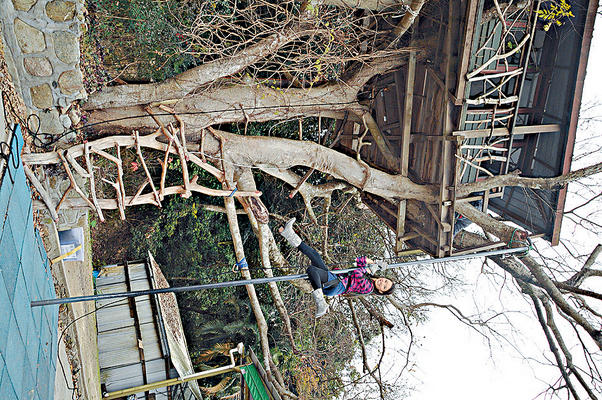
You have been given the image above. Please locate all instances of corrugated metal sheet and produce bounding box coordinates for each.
[96,263,148,286]
[96,303,135,332]
[96,257,202,400]
[96,261,170,400]
[102,359,167,392]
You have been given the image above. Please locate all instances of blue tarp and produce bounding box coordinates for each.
[0,126,58,400]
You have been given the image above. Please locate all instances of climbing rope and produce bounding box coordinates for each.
[0,123,19,185]
[509,228,533,258]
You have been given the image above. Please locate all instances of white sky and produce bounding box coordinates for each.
[344,13,602,400]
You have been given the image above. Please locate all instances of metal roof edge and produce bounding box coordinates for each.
[550,0,600,245]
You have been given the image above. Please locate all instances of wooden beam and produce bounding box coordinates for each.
[425,202,452,232]
[455,191,503,203]
[454,0,480,104]
[453,124,560,139]
[514,124,561,135]
[482,188,490,212]
[400,232,420,242]
[395,53,416,254]
[439,0,456,257]
[401,52,416,176]
[396,201,407,254]
[359,112,399,171]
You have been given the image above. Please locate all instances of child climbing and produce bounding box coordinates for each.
[278,218,395,318]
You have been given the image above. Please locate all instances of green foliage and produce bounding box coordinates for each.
[536,0,575,31]
[128,196,237,307]
[88,0,200,81]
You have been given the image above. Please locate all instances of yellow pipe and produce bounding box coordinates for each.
[103,343,244,399]
[50,244,82,264]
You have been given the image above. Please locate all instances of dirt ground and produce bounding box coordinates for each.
[0,26,26,128]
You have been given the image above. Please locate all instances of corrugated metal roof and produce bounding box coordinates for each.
[96,259,171,399]
[96,255,203,400]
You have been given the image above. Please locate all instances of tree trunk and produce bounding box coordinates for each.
[82,27,310,110]
[85,57,404,132]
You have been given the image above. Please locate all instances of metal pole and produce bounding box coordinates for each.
[103,343,244,399]
[31,246,528,307]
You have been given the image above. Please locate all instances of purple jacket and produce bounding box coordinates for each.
[340,256,374,295]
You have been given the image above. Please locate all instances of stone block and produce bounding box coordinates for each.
[68,108,81,125]
[58,69,83,95]
[31,109,65,135]
[30,84,53,109]
[23,57,53,77]
[14,19,46,54]
[59,114,72,129]
[45,0,76,22]
[11,0,37,12]
[52,31,79,64]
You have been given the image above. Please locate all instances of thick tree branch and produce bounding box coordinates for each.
[223,196,297,399]
[392,0,427,39]
[456,232,602,350]
[525,286,583,400]
[457,162,602,197]
[83,27,310,110]
[357,297,394,328]
[86,56,405,132]
[565,244,602,287]
[236,170,299,353]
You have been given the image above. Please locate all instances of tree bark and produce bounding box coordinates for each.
[85,57,404,132]
[236,170,300,352]
[83,27,310,110]
[214,130,437,201]
[321,0,400,11]
[457,162,602,197]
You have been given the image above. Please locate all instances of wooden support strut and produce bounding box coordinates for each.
[168,124,192,198]
[84,142,105,222]
[156,106,224,181]
[133,130,162,206]
[158,137,172,200]
[101,178,126,220]
[23,165,60,221]
[57,152,96,213]
[115,144,126,206]
[129,179,150,206]
[37,185,262,211]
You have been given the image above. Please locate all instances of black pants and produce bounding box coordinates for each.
[299,242,330,290]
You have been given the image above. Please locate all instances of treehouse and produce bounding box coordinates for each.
[335,0,597,256]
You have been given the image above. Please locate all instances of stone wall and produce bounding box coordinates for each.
[1,0,86,137]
